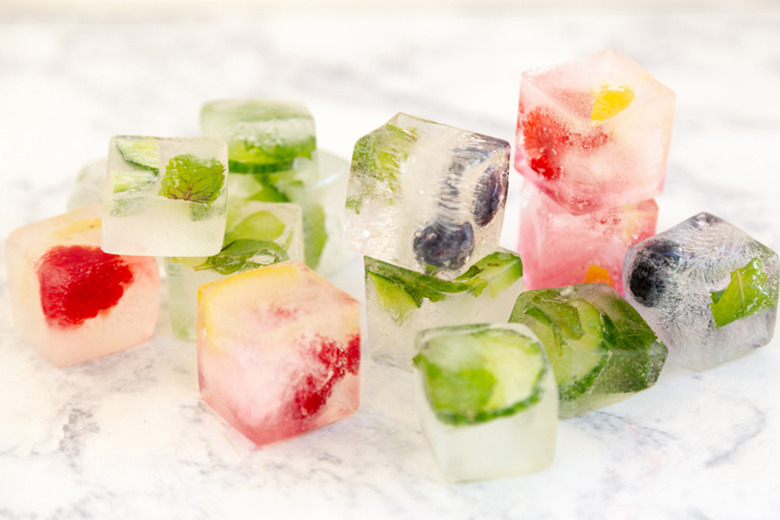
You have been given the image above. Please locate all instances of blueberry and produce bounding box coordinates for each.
[413,220,475,271]
[472,165,507,227]
[629,239,685,307]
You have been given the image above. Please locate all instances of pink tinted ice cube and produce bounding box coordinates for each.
[515,49,675,215]
[197,260,360,446]
[518,181,658,294]
[4,205,160,367]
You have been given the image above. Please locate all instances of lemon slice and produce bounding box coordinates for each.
[591,85,635,121]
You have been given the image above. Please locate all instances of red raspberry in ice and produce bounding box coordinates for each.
[292,334,360,419]
[522,106,571,181]
[521,106,610,180]
[36,245,134,329]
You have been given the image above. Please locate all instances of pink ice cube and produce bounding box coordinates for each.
[518,182,658,294]
[515,49,675,215]
[5,205,160,367]
[197,260,360,446]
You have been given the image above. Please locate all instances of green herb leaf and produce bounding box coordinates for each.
[195,239,288,275]
[159,153,225,203]
[224,211,286,244]
[710,257,775,328]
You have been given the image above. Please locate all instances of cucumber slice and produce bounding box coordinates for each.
[511,290,608,403]
[109,170,157,193]
[301,202,328,270]
[114,137,160,173]
[366,270,419,323]
[413,324,548,426]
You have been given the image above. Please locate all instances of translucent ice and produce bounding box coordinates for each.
[344,112,510,279]
[515,49,675,215]
[197,261,360,446]
[510,283,667,418]
[518,181,658,294]
[66,157,106,211]
[413,323,557,482]
[623,212,779,371]
[364,249,523,370]
[5,205,160,367]
[166,200,304,341]
[101,135,228,256]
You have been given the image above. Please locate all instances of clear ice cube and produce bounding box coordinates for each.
[510,283,667,418]
[518,181,658,294]
[413,323,557,482]
[515,49,675,215]
[344,113,510,280]
[623,212,779,371]
[101,135,228,257]
[197,261,360,446]
[364,249,523,370]
[5,205,160,367]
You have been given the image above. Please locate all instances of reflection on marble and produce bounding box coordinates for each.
[1,7,780,519]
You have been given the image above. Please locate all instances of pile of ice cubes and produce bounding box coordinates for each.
[4,49,779,484]
[6,99,361,447]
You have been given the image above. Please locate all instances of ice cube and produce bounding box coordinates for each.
[365,249,523,370]
[200,98,316,174]
[623,212,779,371]
[515,49,675,215]
[510,283,667,418]
[66,157,106,211]
[201,99,351,274]
[413,323,557,482]
[166,200,304,341]
[197,261,360,446]
[5,205,160,367]
[101,135,228,256]
[344,113,510,280]
[518,181,658,294]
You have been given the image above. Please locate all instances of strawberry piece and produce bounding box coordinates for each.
[291,334,360,420]
[521,106,610,181]
[36,245,134,329]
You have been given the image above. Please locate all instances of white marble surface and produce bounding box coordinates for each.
[2,6,780,519]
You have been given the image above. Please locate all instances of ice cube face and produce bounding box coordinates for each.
[197,261,360,446]
[5,205,160,367]
[518,181,658,294]
[344,113,510,280]
[166,201,304,341]
[200,99,316,174]
[101,136,228,256]
[413,323,557,482]
[66,157,106,211]
[515,49,675,215]
[623,212,779,371]
[364,249,523,370]
[510,283,667,418]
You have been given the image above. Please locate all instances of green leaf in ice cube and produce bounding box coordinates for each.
[710,257,776,328]
[350,123,418,207]
[195,239,288,275]
[158,153,226,204]
[224,210,286,244]
[302,202,328,270]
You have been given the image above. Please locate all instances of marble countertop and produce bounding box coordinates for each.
[2,6,780,519]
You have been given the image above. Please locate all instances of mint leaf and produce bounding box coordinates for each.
[224,211,286,244]
[159,153,225,203]
[195,239,288,275]
[352,123,417,200]
[710,257,776,328]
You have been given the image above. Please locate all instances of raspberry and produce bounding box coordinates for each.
[36,245,134,329]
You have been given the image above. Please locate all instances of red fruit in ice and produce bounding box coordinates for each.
[292,334,360,419]
[521,106,610,181]
[36,245,134,328]
[522,107,571,181]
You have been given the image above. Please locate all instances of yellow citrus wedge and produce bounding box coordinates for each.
[591,86,635,121]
